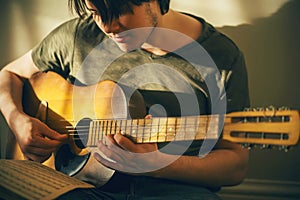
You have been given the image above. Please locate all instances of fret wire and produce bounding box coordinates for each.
[91,121,94,146]
[148,118,153,143]
[97,120,101,145]
[137,119,141,142]
[165,117,168,142]
[109,120,112,136]
[124,119,127,137]
[110,120,114,135]
[184,117,187,140]
[94,121,97,146]
[143,118,146,142]
[142,118,148,143]
[166,118,170,141]
[92,122,99,146]
[105,120,108,136]
[100,120,103,141]
[183,117,191,140]
[91,121,95,146]
[130,119,133,138]
[101,120,105,145]
[139,120,144,143]
[93,120,97,146]
[88,121,93,147]
[151,118,157,143]
[194,117,198,140]
[206,116,209,139]
[119,120,122,135]
[114,120,117,135]
[156,118,160,143]
[98,120,101,145]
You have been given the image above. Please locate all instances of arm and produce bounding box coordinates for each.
[152,139,249,188]
[0,51,67,162]
[95,133,248,189]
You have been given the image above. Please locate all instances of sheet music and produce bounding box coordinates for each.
[0,159,94,200]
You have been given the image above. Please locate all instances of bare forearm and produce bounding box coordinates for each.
[151,141,249,188]
[0,69,25,125]
[0,50,39,124]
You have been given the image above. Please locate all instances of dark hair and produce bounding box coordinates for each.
[68,0,170,24]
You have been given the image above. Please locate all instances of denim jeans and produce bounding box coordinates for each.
[57,173,221,200]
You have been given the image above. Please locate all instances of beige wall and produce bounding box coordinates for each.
[1,0,300,188]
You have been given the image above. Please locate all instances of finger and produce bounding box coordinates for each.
[25,153,51,163]
[94,150,143,173]
[113,133,137,152]
[39,123,68,141]
[93,152,121,170]
[30,136,64,149]
[97,140,126,163]
[145,114,152,119]
[25,144,56,156]
[105,134,118,146]
[23,147,53,163]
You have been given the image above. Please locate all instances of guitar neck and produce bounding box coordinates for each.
[86,109,300,147]
[87,115,221,146]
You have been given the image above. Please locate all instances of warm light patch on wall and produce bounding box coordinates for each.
[10,2,32,57]
[171,0,290,27]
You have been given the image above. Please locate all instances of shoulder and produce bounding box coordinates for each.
[183,13,243,68]
[48,16,103,38]
[74,16,106,45]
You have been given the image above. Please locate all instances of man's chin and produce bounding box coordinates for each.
[116,43,140,53]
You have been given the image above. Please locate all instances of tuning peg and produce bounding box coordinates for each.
[278,106,290,111]
[259,144,272,150]
[278,145,291,152]
[242,143,253,150]
[244,108,252,112]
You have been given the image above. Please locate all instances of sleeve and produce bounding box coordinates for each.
[31,18,79,78]
[224,51,250,113]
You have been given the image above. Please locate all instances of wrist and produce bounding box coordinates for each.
[144,152,178,178]
[3,106,28,132]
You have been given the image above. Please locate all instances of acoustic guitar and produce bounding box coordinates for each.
[6,71,300,187]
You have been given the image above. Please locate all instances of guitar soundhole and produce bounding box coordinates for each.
[74,118,92,148]
[54,118,92,176]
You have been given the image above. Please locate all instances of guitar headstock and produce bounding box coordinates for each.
[222,107,300,151]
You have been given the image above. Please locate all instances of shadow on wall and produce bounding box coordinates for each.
[219,0,300,181]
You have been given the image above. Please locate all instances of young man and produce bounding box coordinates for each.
[0,0,250,199]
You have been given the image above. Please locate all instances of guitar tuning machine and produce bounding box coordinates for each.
[278,145,291,152]
[277,106,290,111]
[242,143,253,150]
[244,108,252,112]
[259,144,272,150]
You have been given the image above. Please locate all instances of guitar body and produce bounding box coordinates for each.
[10,71,146,187]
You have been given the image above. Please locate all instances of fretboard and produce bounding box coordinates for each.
[87,115,221,146]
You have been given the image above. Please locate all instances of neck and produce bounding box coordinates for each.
[142,10,202,55]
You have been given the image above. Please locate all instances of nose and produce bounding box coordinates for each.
[101,19,121,34]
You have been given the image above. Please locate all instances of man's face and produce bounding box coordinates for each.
[85,0,159,52]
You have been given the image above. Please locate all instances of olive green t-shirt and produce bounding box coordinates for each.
[31,14,250,156]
